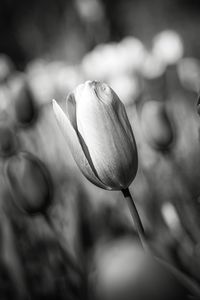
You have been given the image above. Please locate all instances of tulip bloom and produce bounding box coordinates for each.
[53,80,138,190]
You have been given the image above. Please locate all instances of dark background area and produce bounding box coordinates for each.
[1,0,200,69]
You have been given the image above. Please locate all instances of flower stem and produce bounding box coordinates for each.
[122,188,149,252]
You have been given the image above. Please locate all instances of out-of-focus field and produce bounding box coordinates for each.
[1,0,200,299]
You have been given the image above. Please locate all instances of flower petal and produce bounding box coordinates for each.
[75,84,137,189]
[52,100,110,189]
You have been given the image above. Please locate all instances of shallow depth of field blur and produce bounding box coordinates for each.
[1,0,200,299]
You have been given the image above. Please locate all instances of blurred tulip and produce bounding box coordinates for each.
[4,152,53,215]
[82,38,146,81]
[140,100,174,151]
[161,202,182,237]
[197,95,200,116]
[118,36,147,74]
[55,64,84,98]
[53,80,138,190]
[5,152,84,278]
[75,0,109,48]
[0,54,14,83]
[177,57,200,93]
[109,75,141,106]
[141,53,166,79]
[141,53,166,101]
[9,75,38,127]
[0,84,11,112]
[26,59,57,105]
[0,125,17,157]
[152,30,184,66]
[82,43,119,80]
[91,238,188,300]
[75,0,104,23]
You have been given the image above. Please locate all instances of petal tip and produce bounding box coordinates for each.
[52,99,59,110]
[197,94,200,106]
[52,99,64,118]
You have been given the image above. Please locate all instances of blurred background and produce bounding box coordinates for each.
[1,0,200,299]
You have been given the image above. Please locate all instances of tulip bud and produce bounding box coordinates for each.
[152,30,184,66]
[0,126,17,157]
[53,80,138,190]
[10,75,38,127]
[0,54,14,83]
[197,95,200,116]
[4,152,53,215]
[177,57,200,93]
[140,100,174,151]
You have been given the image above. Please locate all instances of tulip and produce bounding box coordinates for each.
[82,44,119,80]
[15,83,37,126]
[52,80,138,190]
[152,30,184,66]
[27,59,56,105]
[109,75,141,106]
[5,152,84,278]
[141,53,166,79]
[0,125,17,157]
[178,57,200,93]
[4,152,53,215]
[10,75,38,127]
[140,100,174,151]
[197,95,200,116]
[0,54,14,83]
[52,82,200,298]
[141,53,166,101]
[118,36,147,74]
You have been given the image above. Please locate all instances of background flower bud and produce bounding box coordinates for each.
[5,152,53,215]
[177,57,200,93]
[10,75,38,127]
[0,54,14,83]
[0,125,17,157]
[197,95,200,116]
[140,100,174,151]
[53,80,138,190]
[152,30,184,66]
